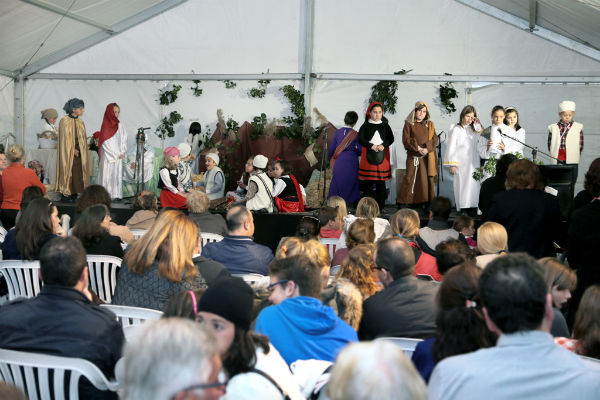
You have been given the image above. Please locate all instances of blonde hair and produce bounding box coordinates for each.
[327,196,348,219]
[124,210,197,282]
[346,218,375,248]
[6,144,24,163]
[356,197,379,219]
[338,244,378,298]
[389,209,420,238]
[186,190,210,213]
[160,155,178,170]
[539,257,577,292]
[277,237,330,288]
[477,222,507,255]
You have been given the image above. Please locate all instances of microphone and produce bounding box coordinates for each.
[137,127,151,131]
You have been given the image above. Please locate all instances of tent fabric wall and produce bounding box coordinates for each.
[0,77,15,139]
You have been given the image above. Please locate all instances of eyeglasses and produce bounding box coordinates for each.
[370,264,389,272]
[267,279,289,292]
[171,380,227,399]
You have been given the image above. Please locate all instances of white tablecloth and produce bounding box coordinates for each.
[26,149,57,184]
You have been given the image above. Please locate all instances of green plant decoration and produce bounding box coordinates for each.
[250,113,267,140]
[155,111,183,140]
[279,85,323,149]
[222,80,237,89]
[191,80,203,97]
[159,84,182,105]
[472,153,543,182]
[368,69,410,115]
[439,81,458,114]
[226,116,240,135]
[248,79,270,98]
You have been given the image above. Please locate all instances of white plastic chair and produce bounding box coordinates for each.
[0,226,7,244]
[100,304,163,327]
[0,348,118,399]
[319,238,340,259]
[201,232,224,248]
[85,255,122,303]
[0,261,42,300]
[375,337,423,358]
[129,229,147,240]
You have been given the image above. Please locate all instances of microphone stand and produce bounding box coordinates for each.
[135,127,151,195]
[435,131,445,197]
[498,131,561,164]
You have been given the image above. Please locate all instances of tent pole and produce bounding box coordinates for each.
[13,78,24,146]
[303,0,315,119]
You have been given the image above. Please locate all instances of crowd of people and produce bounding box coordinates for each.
[0,96,598,399]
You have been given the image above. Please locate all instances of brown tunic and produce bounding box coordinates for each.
[397,120,438,204]
[56,115,89,196]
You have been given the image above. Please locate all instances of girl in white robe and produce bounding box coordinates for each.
[503,106,526,155]
[97,103,127,199]
[444,105,483,211]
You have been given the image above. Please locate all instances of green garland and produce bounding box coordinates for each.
[156,111,183,140]
[191,80,203,97]
[250,113,267,140]
[159,84,182,105]
[368,69,410,114]
[222,80,237,89]
[472,153,543,181]
[248,79,271,98]
[439,82,458,114]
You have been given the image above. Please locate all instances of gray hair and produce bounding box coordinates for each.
[327,341,427,400]
[120,318,219,400]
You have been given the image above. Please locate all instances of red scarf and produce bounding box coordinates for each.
[331,128,358,172]
[290,174,305,211]
[94,103,119,159]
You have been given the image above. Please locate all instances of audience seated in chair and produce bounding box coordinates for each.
[331,218,375,268]
[201,205,273,275]
[0,236,124,400]
[358,237,438,340]
[186,190,227,236]
[478,153,517,220]
[120,318,224,400]
[539,257,576,338]
[416,196,464,257]
[350,197,390,241]
[317,205,343,239]
[435,239,475,277]
[475,222,508,269]
[428,254,600,399]
[255,255,358,364]
[72,204,124,258]
[125,191,158,230]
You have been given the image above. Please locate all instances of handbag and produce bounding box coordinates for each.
[366,148,385,165]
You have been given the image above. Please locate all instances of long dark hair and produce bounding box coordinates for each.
[72,204,109,247]
[15,198,55,260]
[433,263,497,362]
[20,185,44,210]
[573,285,600,359]
[223,328,270,377]
[76,184,111,213]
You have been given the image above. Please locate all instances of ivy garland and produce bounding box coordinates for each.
[250,113,267,140]
[472,153,543,182]
[439,81,458,114]
[156,111,183,141]
[248,79,270,98]
[222,80,237,89]
[191,80,203,97]
[368,69,410,115]
[159,84,182,105]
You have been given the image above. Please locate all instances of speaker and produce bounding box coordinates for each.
[539,164,576,217]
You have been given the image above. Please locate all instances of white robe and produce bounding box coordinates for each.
[478,124,507,160]
[503,127,526,155]
[123,144,154,184]
[98,123,127,199]
[444,123,481,210]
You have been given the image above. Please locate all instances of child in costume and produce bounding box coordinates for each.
[479,105,507,161]
[199,153,225,200]
[158,147,187,209]
[548,100,583,180]
[96,103,127,199]
[40,108,58,139]
[226,156,254,202]
[328,111,361,205]
[272,159,305,212]
[176,142,194,192]
[503,106,526,155]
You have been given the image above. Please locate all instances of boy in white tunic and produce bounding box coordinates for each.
[548,100,583,180]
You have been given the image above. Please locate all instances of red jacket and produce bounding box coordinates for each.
[1,163,46,210]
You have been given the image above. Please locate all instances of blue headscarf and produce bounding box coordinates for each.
[63,98,85,114]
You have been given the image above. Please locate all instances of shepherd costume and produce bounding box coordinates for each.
[357,102,395,209]
[158,147,187,209]
[95,103,127,199]
[56,98,89,197]
[273,174,305,213]
[328,125,362,204]
[397,101,438,205]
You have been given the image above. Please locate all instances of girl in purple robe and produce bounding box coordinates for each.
[328,111,362,205]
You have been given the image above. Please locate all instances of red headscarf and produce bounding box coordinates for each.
[94,103,120,159]
[365,101,383,120]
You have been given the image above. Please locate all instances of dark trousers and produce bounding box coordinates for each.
[360,180,386,210]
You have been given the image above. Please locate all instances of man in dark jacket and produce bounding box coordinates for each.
[0,236,124,399]
[359,237,438,340]
[202,205,273,275]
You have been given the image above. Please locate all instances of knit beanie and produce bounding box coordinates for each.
[198,277,254,330]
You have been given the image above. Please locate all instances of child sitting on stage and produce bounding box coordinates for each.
[176,142,195,192]
[198,153,225,200]
[272,159,305,212]
[158,147,187,209]
[226,156,254,202]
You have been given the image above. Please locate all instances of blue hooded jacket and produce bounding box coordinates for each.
[255,296,357,364]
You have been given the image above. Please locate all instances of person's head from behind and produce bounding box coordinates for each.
[505,159,543,190]
[452,215,475,237]
[76,184,111,213]
[317,206,341,230]
[346,218,375,249]
[121,318,223,400]
[495,153,518,177]
[326,196,348,219]
[226,205,253,236]
[20,185,44,210]
[374,237,415,287]
[72,204,111,246]
[125,210,198,282]
[573,285,600,359]
[390,208,420,239]
[479,253,551,335]
[434,264,496,362]
[186,190,210,214]
[538,257,576,310]
[435,239,474,275]
[344,111,359,127]
[428,196,452,221]
[16,198,60,260]
[268,255,321,305]
[584,157,600,197]
[163,289,205,320]
[40,236,87,290]
[327,341,427,400]
[196,277,265,376]
[356,196,380,220]
[133,191,158,212]
[477,222,508,255]
[295,216,320,241]
[338,244,378,299]
[277,238,331,289]
[6,143,25,164]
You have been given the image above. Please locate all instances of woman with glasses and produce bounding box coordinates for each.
[72,204,124,258]
[1,197,60,260]
[164,278,304,399]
